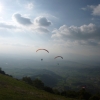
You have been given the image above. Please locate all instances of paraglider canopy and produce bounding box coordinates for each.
[36,49,49,53]
[54,56,63,59]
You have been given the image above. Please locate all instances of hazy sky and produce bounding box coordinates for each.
[0,0,100,62]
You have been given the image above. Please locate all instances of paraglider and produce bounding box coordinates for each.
[36,49,49,61]
[36,49,49,53]
[54,56,63,65]
[54,56,63,59]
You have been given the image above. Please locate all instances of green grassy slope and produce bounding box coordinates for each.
[0,74,77,100]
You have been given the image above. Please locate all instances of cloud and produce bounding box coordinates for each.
[40,13,59,20]
[26,3,34,10]
[81,7,87,11]
[0,22,16,29]
[91,4,100,16]
[13,13,33,25]
[11,43,30,47]
[82,4,100,16]
[35,27,49,34]
[81,5,95,11]
[34,16,51,27]
[12,14,51,34]
[52,23,100,46]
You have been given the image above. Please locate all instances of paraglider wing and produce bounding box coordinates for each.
[54,56,63,59]
[36,49,49,53]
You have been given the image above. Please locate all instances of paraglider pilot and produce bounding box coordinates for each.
[41,59,43,61]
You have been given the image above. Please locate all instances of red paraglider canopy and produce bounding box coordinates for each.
[36,49,49,53]
[54,56,63,59]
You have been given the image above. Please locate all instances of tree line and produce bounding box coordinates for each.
[0,68,100,100]
[22,76,100,100]
[0,67,12,77]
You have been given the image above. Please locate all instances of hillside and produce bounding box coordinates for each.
[0,73,77,100]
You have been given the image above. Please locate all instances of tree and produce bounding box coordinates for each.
[78,89,91,100]
[44,86,54,93]
[0,67,5,75]
[66,90,77,98]
[61,91,66,96]
[53,89,60,95]
[89,95,100,100]
[22,76,33,85]
[33,78,44,89]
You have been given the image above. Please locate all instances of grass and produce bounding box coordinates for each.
[0,74,78,100]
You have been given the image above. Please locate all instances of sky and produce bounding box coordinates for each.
[0,0,100,63]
